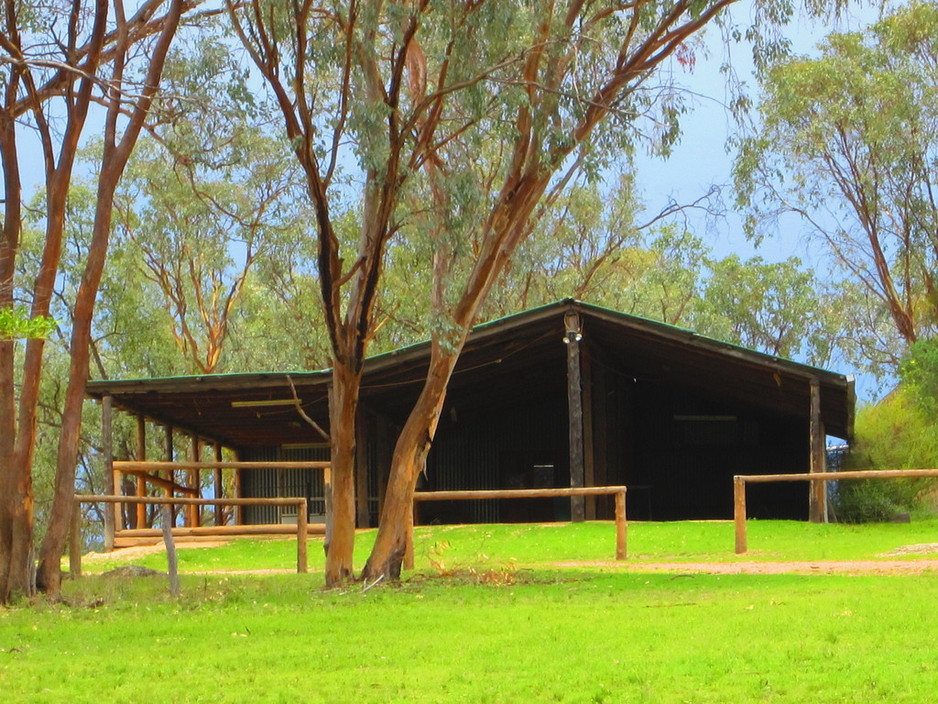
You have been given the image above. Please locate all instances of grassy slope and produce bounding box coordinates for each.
[3,520,938,703]
[74,519,938,573]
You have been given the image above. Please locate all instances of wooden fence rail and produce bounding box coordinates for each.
[71,495,310,576]
[733,469,938,554]
[107,460,331,541]
[405,486,628,568]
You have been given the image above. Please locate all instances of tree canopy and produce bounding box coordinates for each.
[736,1,938,364]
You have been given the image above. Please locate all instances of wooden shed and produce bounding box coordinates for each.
[86,300,854,540]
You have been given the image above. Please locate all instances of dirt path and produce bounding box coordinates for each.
[555,559,938,575]
[83,541,938,577]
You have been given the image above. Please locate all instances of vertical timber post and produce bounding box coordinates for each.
[187,433,200,527]
[808,379,828,523]
[324,385,334,554]
[69,498,82,578]
[135,415,147,528]
[164,425,175,528]
[734,476,747,554]
[355,413,370,528]
[582,345,596,520]
[297,498,308,574]
[614,489,627,560]
[564,309,585,522]
[102,395,115,551]
[213,443,224,526]
[404,501,415,570]
[234,449,244,525]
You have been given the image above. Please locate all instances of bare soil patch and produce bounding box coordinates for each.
[555,559,938,575]
[81,541,229,562]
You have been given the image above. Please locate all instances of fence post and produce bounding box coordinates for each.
[614,488,627,560]
[69,498,82,578]
[297,499,308,574]
[404,501,415,570]
[734,476,747,554]
[103,395,115,551]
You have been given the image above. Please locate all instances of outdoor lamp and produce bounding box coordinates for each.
[563,310,582,344]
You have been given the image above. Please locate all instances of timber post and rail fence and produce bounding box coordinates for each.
[70,495,312,576]
[404,485,628,569]
[734,469,938,554]
[104,460,330,548]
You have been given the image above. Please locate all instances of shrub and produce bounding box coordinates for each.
[836,387,938,522]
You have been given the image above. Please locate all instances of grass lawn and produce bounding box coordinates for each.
[3,520,938,703]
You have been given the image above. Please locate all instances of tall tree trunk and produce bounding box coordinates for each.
[0,455,35,603]
[361,348,457,581]
[35,170,120,595]
[0,77,28,603]
[324,360,360,587]
[34,0,184,597]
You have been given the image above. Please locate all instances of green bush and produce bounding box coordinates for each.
[836,387,938,523]
[832,478,919,524]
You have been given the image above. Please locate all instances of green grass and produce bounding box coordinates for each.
[3,520,938,703]
[74,519,938,575]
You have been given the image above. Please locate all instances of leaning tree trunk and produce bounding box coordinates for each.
[325,359,361,587]
[35,188,115,595]
[361,348,458,582]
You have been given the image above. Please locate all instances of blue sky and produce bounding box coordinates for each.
[633,3,882,265]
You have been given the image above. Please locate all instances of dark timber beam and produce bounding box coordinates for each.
[565,310,585,522]
[355,413,371,528]
[103,395,115,551]
[808,378,828,523]
[213,443,224,526]
[135,415,147,529]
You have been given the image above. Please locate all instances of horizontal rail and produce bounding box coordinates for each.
[413,486,627,501]
[406,486,627,568]
[738,469,938,484]
[113,461,331,471]
[75,495,309,506]
[734,469,938,554]
[71,495,309,576]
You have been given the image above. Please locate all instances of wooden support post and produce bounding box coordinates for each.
[69,499,82,578]
[324,385,334,553]
[355,415,370,528]
[565,310,585,522]
[161,503,180,598]
[322,460,333,559]
[734,476,747,554]
[404,501,415,570]
[213,443,224,526]
[376,416,389,519]
[297,498,308,574]
[135,415,147,529]
[165,425,175,527]
[103,395,115,551]
[582,344,596,520]
[614,488,627,560]
[808,379,828,523]
[234,449,243,525]
[187,434,200,527]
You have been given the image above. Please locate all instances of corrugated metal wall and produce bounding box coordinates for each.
[240,445,329,524]
[422,389,568,524]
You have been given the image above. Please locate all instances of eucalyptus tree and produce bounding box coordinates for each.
[113,131,306,374]
[735,1,938,364]
[228,0,844,584]
[0,0,196,602]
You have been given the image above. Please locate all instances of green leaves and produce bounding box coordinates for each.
[736,1,938,364]
[0,307,56,341]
